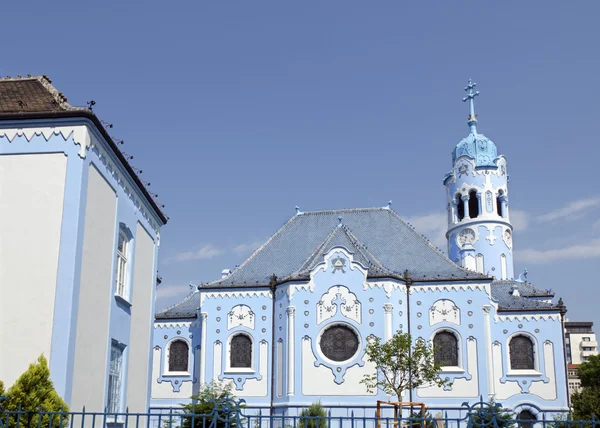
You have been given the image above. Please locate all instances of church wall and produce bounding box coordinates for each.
[70,163,118,411]
[0,151,67,388]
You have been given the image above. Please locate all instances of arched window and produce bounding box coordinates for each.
[509,336,534,370]
[230,334,252,368]
[456,194,465,221]
[168,340,189,372]
[433,331,458,367]
[468,190,479,218]
[115,228,131,298]
[517,410,536,428]
[497,190,504,217]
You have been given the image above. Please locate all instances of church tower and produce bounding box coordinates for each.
[444,80,514,279]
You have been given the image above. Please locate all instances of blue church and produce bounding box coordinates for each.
[151,81,569,417]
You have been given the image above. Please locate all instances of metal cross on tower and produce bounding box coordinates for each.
[462,79,480,131]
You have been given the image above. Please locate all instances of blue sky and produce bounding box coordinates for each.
[4,2,599,325]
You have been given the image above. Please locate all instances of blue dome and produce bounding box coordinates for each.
[452,131,498,167]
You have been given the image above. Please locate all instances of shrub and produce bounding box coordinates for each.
[177,381,239,428]
[0,355,69,428]
[298,402,328,428]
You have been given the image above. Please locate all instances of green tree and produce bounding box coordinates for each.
[572,354,600,420]
[177,381,239,428]
[298,402,328,428]
[0,355,69,428]
[360,331,451,400]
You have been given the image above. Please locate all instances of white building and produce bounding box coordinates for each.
[0,76,167,412]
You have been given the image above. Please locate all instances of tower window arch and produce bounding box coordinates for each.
[168,340,189,372]
[230,334,252,368]
[509,335,534,370]
[497,190,504,217]
[468,190,479,218]
[456,194,465,221]
[433,331,459,367]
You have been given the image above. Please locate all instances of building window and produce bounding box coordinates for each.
[468,190,479,218]
[509,335,534,370]
[168,340,189,372]
[230,334,252,368]
[583,337,591,342]
[456,194,465,221]
[433,331,459,367]
[517,410,536,428]
[115,229,130,298]
[107,341,125,414]
[320,324,359,362]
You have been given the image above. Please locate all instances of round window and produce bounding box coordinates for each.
[319,324,359,362]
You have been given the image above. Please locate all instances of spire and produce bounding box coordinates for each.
[462,79,480,133]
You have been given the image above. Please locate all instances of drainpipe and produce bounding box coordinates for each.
[558,298,570,409]
[269,275,278,417]
[404,270,413,405]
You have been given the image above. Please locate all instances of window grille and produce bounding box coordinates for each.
[107,341,125,414]
[433,331,458,366]
[509,336,534,370]
[168,340,189,372]
[230,334,252,368]
[116,230,128,297]
[320,325,359,362]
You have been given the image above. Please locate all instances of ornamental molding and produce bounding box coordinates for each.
[0,125,91,158]
[429,299,460,326]
[227,305,255,330]
[363,280,406,298]
[317,285,362,325]
[155,321,198,329]
[200,290,272,305]
[288,282,314,300]
[411,284,489,294]
[496,313,561,322]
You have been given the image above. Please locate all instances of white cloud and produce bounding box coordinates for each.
[510,210,528,231]
[537,198,600,222]
[163,244,223,264]
[516,239,600,264]
[233,240,264,255]
[404,212,448,249]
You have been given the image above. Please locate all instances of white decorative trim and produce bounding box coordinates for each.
[200,290,272,305]
[155,321,198,329]
[411,283,489,294]
[288,282,314,300]
[0,125,91,158]
[484,226,497,245]
[496,313,561,322]
[363,280,406,298]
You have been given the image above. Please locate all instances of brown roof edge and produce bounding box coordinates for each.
[0,109,168,224]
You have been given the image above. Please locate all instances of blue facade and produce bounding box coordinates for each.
[150,81,568,416]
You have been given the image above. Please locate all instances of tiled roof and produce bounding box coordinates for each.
[491,280,558,311]
[156,291,199,319]
[0,75,167,224]
[0,76,78,113]
[204,207,486,287]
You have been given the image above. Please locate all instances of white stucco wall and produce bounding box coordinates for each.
[125,223,156,412]
[70,164,117,411]
[0,153,67,387]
